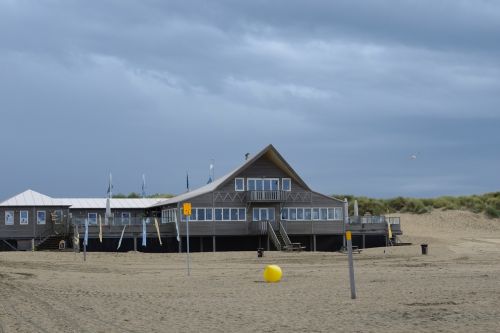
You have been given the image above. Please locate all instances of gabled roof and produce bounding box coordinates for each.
[0,189,66,207]
[151,144,311,207]
[60,198,164,209]
[0,189,164,209]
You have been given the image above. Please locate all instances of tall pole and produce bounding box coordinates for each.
[343,198,348,250]
[186,214,191,276]
[346,231,357,299]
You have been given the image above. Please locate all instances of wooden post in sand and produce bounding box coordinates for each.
[346,231,356,299]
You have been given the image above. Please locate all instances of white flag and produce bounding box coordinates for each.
[117,225,127,250]
[154,218,162,246]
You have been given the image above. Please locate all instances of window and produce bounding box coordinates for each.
[312,208,320,220]
[297,208,304,220]
[161,208,177,223]
[247,178,279,191]
[214,207,246,221]
[252,208,275,221]
[282,178,291,191]
[52,210,63,224]
[20,211,28,224]
[187,208,213,221]
[281,208,288,220]
[289,208,297,221]
[88,213,97,225]
[121,212,131,225]
[5,211,14,225]
[320,208,328,220]
[235,178,245,191]
[304,208,311,220]
[37,211,46,225]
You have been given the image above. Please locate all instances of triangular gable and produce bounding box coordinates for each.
[0,189,66,206]
[216,144,311,191]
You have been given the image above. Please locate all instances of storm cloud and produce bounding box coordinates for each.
[1,0,499,199]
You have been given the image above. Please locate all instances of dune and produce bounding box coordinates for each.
[0,210,499,332]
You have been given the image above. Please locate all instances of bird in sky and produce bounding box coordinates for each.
[410,152,419,160]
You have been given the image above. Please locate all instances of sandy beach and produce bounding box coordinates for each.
[1,210,499,332]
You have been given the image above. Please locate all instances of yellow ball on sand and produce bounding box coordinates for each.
[263,265,282,283]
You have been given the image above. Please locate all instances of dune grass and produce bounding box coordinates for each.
[332,192,500,218]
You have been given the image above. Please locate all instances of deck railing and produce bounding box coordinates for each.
[349,216,400,225]
[248,190,284,201]
[71,217,159,226]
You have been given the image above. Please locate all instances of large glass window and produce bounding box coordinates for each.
[253,208,275,221]
[297,208,304,220]
[52,210,63,224]
[20,211,29,225]
[289,208,297,221]
[282,178,291,191]
[247,178,279,191]
[5,211,14,225]
[214,207,246,221]
[235,178,245,191]
[281,208,288,220]
[161,208,177,224]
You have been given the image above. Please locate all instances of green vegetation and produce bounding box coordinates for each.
[332,192,500,218]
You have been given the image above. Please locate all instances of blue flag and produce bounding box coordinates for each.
[141,174,146,198]
[142,219,147,247]
[186,172,190,192]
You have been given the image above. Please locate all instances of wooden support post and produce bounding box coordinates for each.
[133,236,137,251]
[212,236,216,253]
[313,234,317,252]
[200,237,203,252]
[267,235,270,251]
[362,234,366,249]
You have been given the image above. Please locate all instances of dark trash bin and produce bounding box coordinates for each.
[257,248,264,258]
[421,244,428,255]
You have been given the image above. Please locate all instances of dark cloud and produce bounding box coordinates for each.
[1,1,499,199]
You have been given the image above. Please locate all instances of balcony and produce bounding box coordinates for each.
[247,190,285,202]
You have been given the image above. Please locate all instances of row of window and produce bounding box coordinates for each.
[235,178,292,192]
[180,208,247,222]
[4,210,53,225]
[87,212,133,225]
[161,208,177,223]
[281,207,343,221]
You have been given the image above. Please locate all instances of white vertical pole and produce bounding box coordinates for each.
[343,198,348,250]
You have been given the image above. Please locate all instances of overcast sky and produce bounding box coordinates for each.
[1,0,499,200]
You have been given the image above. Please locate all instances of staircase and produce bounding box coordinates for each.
[267,221,304,251]
[36,236,67,251]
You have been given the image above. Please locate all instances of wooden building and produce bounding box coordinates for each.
[0,144,401,252]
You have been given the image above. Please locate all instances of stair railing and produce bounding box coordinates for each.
[278,221,292,247]
[267,221,282,251]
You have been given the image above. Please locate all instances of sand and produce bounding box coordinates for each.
[1,210,500,333]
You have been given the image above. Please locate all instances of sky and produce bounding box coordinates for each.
[1,0,499,200]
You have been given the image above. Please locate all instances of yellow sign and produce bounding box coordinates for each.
[183,203,192,216]
[346,231,352,241]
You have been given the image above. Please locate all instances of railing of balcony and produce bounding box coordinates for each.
[70,217,160,226]
[348,216,400,224]
[248,190,284,201]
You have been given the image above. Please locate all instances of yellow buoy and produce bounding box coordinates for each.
[263,265,282,283]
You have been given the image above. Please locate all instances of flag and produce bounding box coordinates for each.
[74,225,80,247]
[99,215,103,243]
[154,217,162,246]
[387,221,393,239]
[174,211,180,242]
[106,173,112,224]
[142,219,147,247]
[84,219,89,246]
[186,172,190,192]
[207,163,214,184]
[141,174,146,198]
[117,225,127,250]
